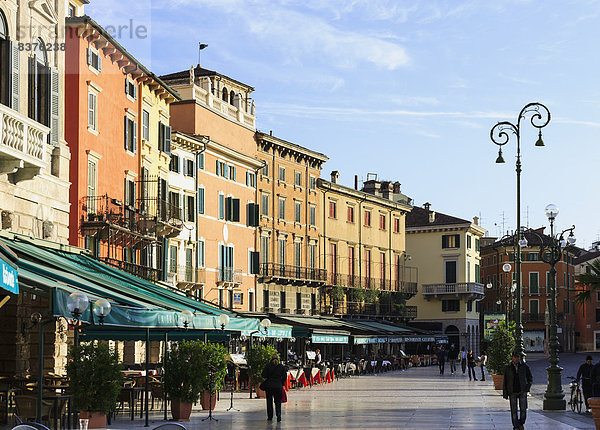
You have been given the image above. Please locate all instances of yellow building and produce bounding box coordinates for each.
[405,203,486,351]
[255,131,328,315]
[319,173,417,321]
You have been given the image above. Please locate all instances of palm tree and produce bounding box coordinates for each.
[574,259,600,304]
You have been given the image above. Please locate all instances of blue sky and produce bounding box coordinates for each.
[87,0,600,248]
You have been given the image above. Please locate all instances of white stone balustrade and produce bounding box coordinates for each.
[422,282,485,296]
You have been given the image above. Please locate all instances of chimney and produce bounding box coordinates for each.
[393,182,401,194]
[354,175,359,190]
[331,170,339,184]
[473,216,479,226]
[423,202,431,211]
[429,211,436,223]
[269,130,273,136]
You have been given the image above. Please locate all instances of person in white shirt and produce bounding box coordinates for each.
[460,346,467,374]
[315,349,322,366]
[479,350,488,381]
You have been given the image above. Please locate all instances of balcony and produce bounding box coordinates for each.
[174,266,206,290]
[260,263,327,285]
[522,313,545,323]
[324,301,417,320]
[102,256,161,283]
[422,282,484,300]
[218,267,243,286]
[0,104,49,183]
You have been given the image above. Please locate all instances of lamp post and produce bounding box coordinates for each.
[67,291,89,346]
[490,102,551,358]
[248,318,271,399]
[539,203,575,411]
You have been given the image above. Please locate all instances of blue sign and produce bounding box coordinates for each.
[0,257,18,294]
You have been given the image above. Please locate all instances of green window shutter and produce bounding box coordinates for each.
[198,188,204,214]
[442,235,447,249]
[50,68,60,146]
[124,117,129,150]
[232,198,240,222]
[455,234,460,248]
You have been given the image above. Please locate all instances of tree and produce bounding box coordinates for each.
[575,260,600,305]
[486,321,516,375]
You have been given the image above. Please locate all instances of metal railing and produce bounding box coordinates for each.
[101,256,161,282]
[219,267,243,284]
[422,282,485,296]
[260,263,327,283]
[325,301,417,319]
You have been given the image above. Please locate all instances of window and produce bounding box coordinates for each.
[86,159,98,212]
[467,235,472,248]
[125,78,137,99]
[124,117,137,153]
[596,308,600,323]
[87,46,101,72]
[184,159,195,177]
[309,175,316,190]
[347,206,355,223]
[218,244,234,282]
[249,291,255,312]
[218,289,224,307]
[329,201,337,218]
[246,172,256,188]
[248,202,259,227]
[68,4,77,17]
[169,191,181,219]
[185,195,195,222]
[229,165,236,181]
[309,243,316,270]
[262,162,269,176]
[198,152,204,169]
[278,166,286,181]
[475,264,480,283]
[224,196,240,222]
[278,197,286,220]
[348,247,355,277]
[261,236,269,265]
[309,205,316,227]
[393,218,400,233]
[442,299,460,312]
[529,272,539,294]
[278,237,286,264]
[530,299,539,316]
[197,187,204,214]
[29,40,50,126]
[124,179,136,208]
[527,252,538,261]
[169,245,177,273]
[198,240,205,267]
[294,171,302,186]
[379,214,386,230]
[169,154,180,173]
[158,122,171,153]
[380,252,386,284]
[364,210,371,227]
[294,201,301,223]
[442,234,460,249]
[218,193,225,220]
[294,241,301,267]
[261,193,269,216]
[365,249,371,280]
[0,13,11,108]
[467,300,473,312]
[88,90,97,131]
[142,109,149,140]
[445,260,457,283]
[475,238,480,252]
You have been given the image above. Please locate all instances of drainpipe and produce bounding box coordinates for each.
[195,138,207,289]
[253,160,266,312]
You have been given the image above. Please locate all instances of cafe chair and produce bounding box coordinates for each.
[12,423,50,430]
[14,396,52,425]
[152,423,187,429]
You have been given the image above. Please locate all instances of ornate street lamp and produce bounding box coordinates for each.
[180,309,194,329]
[248,318,271,399]
[92,298,112,325]
[539,204,575,411]
[490,102,551,358]
[217,313,230,330]
[67,291,89,345]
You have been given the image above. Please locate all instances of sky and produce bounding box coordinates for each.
[87,0,600,248]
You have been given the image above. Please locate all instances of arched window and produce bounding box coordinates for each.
[221,87,228,101]
[0,8,9,107]
[29,38,50,126]
[229,90,235,105]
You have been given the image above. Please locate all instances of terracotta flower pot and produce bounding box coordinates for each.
[170,399,193,421]
[200,391,218,410]
[79,411,106,429]
[588,397,600,429]
[491,374,504,391]
[254,386,266,398]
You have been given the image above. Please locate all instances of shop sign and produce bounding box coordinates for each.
[0,257,18,294]
[312,334,349,344]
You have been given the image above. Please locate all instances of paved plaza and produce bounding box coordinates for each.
[108,359,594,430]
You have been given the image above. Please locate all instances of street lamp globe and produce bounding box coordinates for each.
[486,283,493,289]
[496,299,502,305]
[180,310,194,327]
[260,318,272,330]
[217,314,230,330]
[92,298,112,320]
[502,263,512,273]
[518,237,528,248]
[545,204,559,221]
[67,292,89,318]
[567,232,576,246]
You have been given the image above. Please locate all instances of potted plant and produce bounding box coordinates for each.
[66,343,123,429]
[248,343,278,398]
[164,340,203,421]
[198,342,228,410]
[487,321,516,390]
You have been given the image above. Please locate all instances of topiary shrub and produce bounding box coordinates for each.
[164,340,204,404]
[330,286,345,302]
[364,288,379,304]
[248,343,278,387]
[198,342,228,394]
[487,322,516,375]
[348,287,366,303]
[66,342,123,414]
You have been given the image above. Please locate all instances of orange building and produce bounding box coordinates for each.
[161,66,261,311]
[573,249,600,351]
[65,16,180,280]
[480,228,577,352]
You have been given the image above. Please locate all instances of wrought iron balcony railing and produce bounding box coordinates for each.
[324,301,417,319]
[218,267,243,284]
[260,263,327,284]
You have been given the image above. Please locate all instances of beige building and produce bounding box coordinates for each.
[319,174,417,321]
[255,131,328,315]
[405,203,486,351]
[0,0,72,375]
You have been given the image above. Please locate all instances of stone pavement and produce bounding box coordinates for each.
[108,364,593,430]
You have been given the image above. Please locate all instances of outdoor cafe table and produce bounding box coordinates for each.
[120,386,146,421]
[42,393,72,430]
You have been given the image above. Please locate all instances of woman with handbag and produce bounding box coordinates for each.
[467,349,477,381]
[261,353,287,422]
[479,350,488,381]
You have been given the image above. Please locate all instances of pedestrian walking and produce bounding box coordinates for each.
[460,346,467,374]
[577,355,594,411]
[479,350,488,381]
[437,346,447,375]
[448,344,458,374]
[502,351,533,430]
[467,349,477,381]
[261,353,287,422]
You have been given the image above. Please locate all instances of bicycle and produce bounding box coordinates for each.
[567,376,584,414]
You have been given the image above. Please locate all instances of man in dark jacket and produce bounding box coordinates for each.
[437,346,447,375]
[578,355,594,410]
[261,354,287,422]
[447,345,458,375]
[503,352,533,430]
